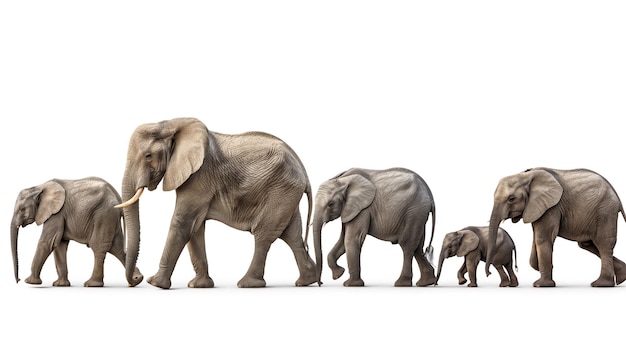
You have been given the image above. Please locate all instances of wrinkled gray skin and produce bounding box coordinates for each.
[435,226,518,287]
[116,117,317,289]
[10,177,143,287]
[486,167,626,287]
[312,167,436,287]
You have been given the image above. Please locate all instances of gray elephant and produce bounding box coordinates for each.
[10,177,143,287]
[312,167,436,287]
[115,117,318,289]
[486,167,626,287]
[435,226,518,287]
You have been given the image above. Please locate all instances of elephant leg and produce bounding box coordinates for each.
[504,261,518,287]
[343,226,366,287]
[26,226,62,285]
[394,245,414,287]
[532,225,557,287]
[52,240,70,287]
[465,252,480,287]
[85,246,107,287]
[147,216,197,289]
[278,210,317,287]
[578,240,617,287]
[495,265,511,287]
[413,235,436,287]
[109,233,143,287]
[238,234,275,288]
[327,227,346,280]
[529,240,539,271]
[186,221,214,288]
[457,261,467,285]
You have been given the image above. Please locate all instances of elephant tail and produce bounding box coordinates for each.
[303,181,313,254]
[424,199,436,267]
[513,242,518,273]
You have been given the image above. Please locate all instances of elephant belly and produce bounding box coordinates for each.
[558,223,595,242]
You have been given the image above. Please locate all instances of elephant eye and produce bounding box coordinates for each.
[507,196,516,203]
[145,153,152,162]
[328,201,334,208]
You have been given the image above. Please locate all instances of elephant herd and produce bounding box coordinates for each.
[10,117,626,289]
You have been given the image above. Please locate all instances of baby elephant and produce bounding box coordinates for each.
[435,226,518,287]
[10,177,143,287]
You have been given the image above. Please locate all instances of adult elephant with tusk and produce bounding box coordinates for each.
[116,117,318,289]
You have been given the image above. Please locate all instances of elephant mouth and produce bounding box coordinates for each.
[511,214,522,223]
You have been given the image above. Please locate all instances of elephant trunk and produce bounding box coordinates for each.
[435,246,447,286]
[120,175,143,287]
[11,224,20,283]
[486,204,504,277]
[312,215,324,285]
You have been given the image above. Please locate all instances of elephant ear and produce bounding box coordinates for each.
[35,181,65,225]
[163,118,208,191]
[339,174,376,223]
[523,169,563,223]
[457,230,479,257]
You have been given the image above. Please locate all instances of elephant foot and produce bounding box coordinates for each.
[147,274,172,289]
[128,269,144,287]
[591,277,615,287]
[84,279,105,287]
[295,263,318,286]
[343,278,365,287]
[458,277,467,285]
[53,279,71,287]
[468,282,478,287]
[394,277,413,287]
[295,274,317,287]
[237,276,266,288]
[499,280,511,287]
[330,266,345,280]
[509,279,519,287]
[416,275,437,287]
[25,276,42,285]
[533,278,556,287]
[188,276,214,288]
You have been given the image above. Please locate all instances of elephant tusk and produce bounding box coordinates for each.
[115,187,145,208]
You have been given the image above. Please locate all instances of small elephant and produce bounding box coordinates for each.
[312,167,437,287]
[486,167,626,287]
[10,177,144,287]
[435,226,518,287]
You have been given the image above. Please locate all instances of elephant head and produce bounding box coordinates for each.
[485,168,562,276]
[435,229,479,285]
[11,181,65,283]
[312,174,376,282]
[115,117,211,284]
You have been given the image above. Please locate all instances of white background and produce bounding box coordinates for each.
[1,1,625,349]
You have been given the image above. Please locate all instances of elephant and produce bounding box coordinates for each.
[435,226,518,287]
[312,167,437,287]
[486,167,626,287]
[10,177,144,287]
[115,117,318,289]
